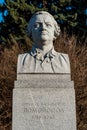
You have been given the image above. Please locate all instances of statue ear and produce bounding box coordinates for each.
[53,36,56,41]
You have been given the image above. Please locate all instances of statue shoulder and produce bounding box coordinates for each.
[58,52,70,63]
[58,52,71,73]
[18,53,28,64]
[17,53,31,73]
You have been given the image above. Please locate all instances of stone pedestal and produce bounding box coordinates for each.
[12,74,77,130]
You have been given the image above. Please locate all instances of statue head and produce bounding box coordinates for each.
[27,11,60,43]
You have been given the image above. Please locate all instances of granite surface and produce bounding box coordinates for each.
[12,74,76,130]
[17,74,71,81]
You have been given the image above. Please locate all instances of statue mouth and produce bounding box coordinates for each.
[40,31,48,35]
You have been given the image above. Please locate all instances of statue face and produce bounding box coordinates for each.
[31,14,55,45]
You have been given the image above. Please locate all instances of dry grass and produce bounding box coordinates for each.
[0,33,87,130]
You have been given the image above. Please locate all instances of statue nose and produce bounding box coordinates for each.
[41,23,46,30]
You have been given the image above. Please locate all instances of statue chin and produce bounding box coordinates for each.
[34,37,50,45]
[39,35,51,42]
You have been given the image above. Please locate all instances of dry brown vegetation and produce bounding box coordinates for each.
[0,33,87,130]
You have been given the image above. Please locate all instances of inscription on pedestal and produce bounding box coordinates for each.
[23,102,64,120]
[13,85,76,130]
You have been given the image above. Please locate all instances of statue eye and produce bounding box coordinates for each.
[46,23,52,27]
[34,23,40,28]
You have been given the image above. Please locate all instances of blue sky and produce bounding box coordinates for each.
[0,0,4,4]
[0,0,5,22]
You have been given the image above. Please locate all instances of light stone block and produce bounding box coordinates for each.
[15,80,74,88]
[17,74,71,81]
[12,74,77,130]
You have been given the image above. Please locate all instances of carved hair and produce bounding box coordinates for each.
[27,11,60,40]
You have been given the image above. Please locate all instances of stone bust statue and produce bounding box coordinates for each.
[17,11,70,73]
